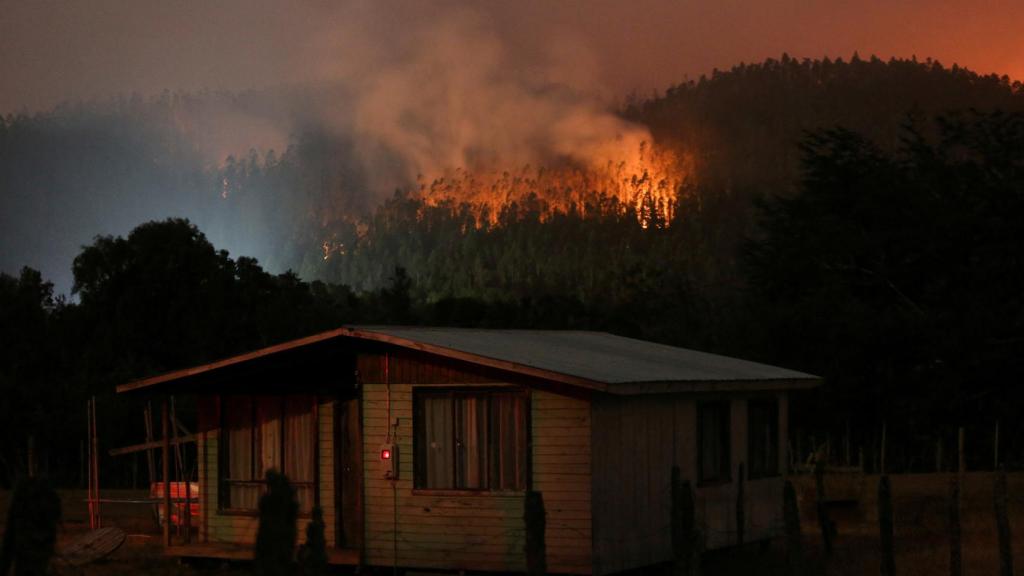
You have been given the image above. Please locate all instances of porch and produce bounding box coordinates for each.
[165,543,360,565]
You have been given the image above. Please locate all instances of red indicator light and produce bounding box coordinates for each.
[381,449,391,460]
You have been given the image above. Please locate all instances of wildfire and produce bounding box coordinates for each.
[414,140,689,228]
[315,140,691,262]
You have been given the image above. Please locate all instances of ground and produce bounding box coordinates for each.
[0,473,1021,575]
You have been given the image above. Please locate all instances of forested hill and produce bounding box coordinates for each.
[633,54,1024,196]
[2,56,1022,297]
[3,56,1024,485]
[309,56,1024,300]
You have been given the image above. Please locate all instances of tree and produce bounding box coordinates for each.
[746,111,1024,468]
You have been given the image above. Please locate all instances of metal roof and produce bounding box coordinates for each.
[350,326,818,388]
[118,325,819,394]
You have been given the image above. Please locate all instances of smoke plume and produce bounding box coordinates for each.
[311,4,652,196]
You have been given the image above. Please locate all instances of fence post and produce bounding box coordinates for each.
[994,467,1014,576]
[957,428,965,476]
[783,480,802,576]
[736,462,745,548]
[880,422,887,475]
[993,420,1000,471]
[949,477,962,576]
[814,456,833,556]
[879,475,895,576]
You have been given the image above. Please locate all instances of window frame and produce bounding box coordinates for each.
[697,399,732,485]
[746,397,780,480]
[412,386,530,494]
[217,395,319,516]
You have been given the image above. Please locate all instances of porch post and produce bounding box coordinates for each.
[163,399,172,547]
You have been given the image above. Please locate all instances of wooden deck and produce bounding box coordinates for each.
[165,543,360,565]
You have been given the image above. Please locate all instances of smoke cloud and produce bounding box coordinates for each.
[308,4,651,196]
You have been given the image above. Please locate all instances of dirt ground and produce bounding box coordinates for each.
[0,473,1021,575]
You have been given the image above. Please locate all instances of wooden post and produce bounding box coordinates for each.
[91,396,101,528]
[994,467,1014,576]
[86,400,93,529]
[783,480,803,576]
[845,421,851,467]
[993,420,1000,470]
[957,427,965,476]
[163,399,171,547]
[736,462,745,548]
[170,398,182,540]
[184,465,192,544]
[949,477,962,576]
[880,422,887,475]
[879,475,896,576]
[814,456,833,556]
[144,403,156,485]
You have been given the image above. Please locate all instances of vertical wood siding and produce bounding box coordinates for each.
[591,393,788,575]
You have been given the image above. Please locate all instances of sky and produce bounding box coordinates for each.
[1,0,1023,295]
[1,0,1022,114]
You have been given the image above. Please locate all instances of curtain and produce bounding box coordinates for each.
[256,397,282,479]
[456,395,487,489]
[284,396,315,513]
[490,393,526,490]
[423,395,454,489]
[225,396,260,510]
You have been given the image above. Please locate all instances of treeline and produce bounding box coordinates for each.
[2,57,1024,484]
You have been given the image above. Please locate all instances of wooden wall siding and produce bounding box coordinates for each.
[361,381,593,574]
[590,393,788,575]
[356,350,492,385]
[195,397,337,548]
[317,400,336,546]
[531,389,593,574]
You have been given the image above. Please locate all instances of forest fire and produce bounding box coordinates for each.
[413,140,689,228]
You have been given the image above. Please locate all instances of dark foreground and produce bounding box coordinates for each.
[0,473,1021,575]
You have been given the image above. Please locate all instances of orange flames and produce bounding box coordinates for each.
[318,140,690,261]
[414,140,689,229]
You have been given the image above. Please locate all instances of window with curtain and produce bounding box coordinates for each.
[414,389,527,491]
[698,400,731,484]
[747,398,779,479]
[221,395,316,514]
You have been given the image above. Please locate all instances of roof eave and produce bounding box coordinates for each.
[117,326,612,395]
[605,377,821,395]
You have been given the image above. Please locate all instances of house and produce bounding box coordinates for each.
[117,326,819,574]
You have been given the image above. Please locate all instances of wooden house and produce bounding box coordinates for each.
[117,326,818,574]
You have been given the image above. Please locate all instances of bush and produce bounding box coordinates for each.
[298,506,328,576]
[254,470,298,576]
[0,477,62,576]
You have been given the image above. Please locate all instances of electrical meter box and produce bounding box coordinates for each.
[380,443,398,479]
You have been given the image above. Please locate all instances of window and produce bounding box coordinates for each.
[698,401,731,484]
[220,395,316,514]
[414,389,527,491]
[747,399,779,479]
